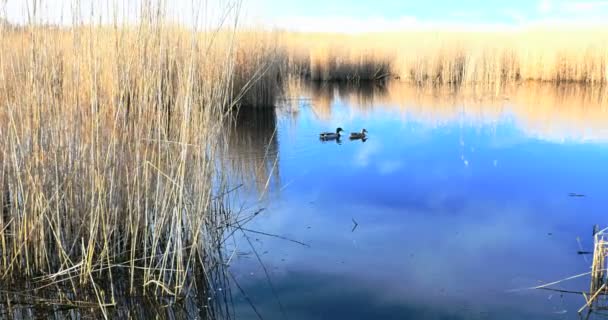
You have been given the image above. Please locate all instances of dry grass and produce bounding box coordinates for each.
[234,31,287,106]
[280,32,391,81]
[279,29,608,85]
[0,6,283,313]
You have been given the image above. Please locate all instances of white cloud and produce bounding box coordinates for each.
[354,142,380,168]
[538,0,553,13]
[246,15,521,33]
[525,0,608,28]
[561,0,608,12]
[377,160,403,175]
[251,15,418,33]
[502,9,526,24]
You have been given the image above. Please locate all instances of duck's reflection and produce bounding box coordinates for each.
[319,136,343,145]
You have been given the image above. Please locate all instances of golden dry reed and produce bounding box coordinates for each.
[0,2,283,312]
[278,29,608,84]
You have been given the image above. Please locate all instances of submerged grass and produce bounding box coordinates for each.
[279,29,608,85]
[0,2,283,314]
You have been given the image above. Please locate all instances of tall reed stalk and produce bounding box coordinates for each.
[0,0,282,313]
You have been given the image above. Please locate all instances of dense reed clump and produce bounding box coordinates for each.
[278,29,608,85]
[0,6,282,313]
[233,31,288,107]
[280,32,391,81]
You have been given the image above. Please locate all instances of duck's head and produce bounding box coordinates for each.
[336,127,344,134]
[362,129,368,134]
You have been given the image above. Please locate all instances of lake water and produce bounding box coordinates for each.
[226,81,608,319]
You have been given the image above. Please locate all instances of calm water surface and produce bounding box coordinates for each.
[227,82,608,320]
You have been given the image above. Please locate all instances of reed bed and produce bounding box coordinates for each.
[0,7,283,314]
[234,31,287,106]
[278,29,608,85]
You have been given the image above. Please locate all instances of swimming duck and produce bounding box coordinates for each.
[320,127,344,140]
[349,129,368,140]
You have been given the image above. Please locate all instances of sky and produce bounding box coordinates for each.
[3,0,608,32]
[244,0,608,31]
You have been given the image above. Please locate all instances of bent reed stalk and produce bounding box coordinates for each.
[0,1,282,311]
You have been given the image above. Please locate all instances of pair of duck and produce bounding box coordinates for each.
[319,127,367,140]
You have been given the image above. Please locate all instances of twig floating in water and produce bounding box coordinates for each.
[351,218,359,232]
[240,227,310,248]
[569,193,586,197]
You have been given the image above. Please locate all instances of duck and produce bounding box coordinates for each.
[349,129,368,140]
[320,127,344,140]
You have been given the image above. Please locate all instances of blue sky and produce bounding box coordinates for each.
[244,0,608,31]
[4,0,608,32]
[251,0,536,21]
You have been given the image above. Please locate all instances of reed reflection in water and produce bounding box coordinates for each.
[305,81,388,120]
[227,81,608,199]
[225,107,281,195]
[228,80,608,320]
[0,250,234,319]
[292,81,608,142]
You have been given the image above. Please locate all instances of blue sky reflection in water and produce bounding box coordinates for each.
[227,82,608,319]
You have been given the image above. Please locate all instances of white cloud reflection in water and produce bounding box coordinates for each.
[227,81,608,319]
